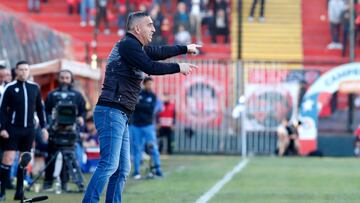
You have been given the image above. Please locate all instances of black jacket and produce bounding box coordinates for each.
[97,32,187,115]
[44,85,87,126]
[0,80,46,130]
[131,90,157,127]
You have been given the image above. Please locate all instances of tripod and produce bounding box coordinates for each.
[144,143,156,179]
[28,145,84,193]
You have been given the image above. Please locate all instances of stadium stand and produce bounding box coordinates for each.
[0,0,231,61]
[242,0,303,63]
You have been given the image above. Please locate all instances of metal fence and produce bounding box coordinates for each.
[152,60,319,155]
[153,59,241,154]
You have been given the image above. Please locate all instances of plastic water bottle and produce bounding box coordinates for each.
[34,183,40,193]
[55,178,61,194]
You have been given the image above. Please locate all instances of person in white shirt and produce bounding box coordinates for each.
[175,24,192,45]
[327,0,346,49]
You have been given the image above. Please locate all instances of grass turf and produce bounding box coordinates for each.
[2,156,360,203]
[211,157,360,203]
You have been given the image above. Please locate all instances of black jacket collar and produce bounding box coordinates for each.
[126,32,143,46]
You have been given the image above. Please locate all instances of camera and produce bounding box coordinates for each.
[49,91,79,147]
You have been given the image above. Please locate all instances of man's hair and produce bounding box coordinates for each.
[58,69,74,84]
[0,64,6,70]
[11,68,16,80]
[126,11,149,31]
[15,60,29,69]
[143,76,153,84]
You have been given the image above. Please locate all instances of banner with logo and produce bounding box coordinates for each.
[244,83,300,131]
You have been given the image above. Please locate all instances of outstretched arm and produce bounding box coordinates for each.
[144,44,202,61]
[144,45,187,61]
[120,40,199,75]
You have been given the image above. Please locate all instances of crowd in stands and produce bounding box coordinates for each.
[26,0,231,44]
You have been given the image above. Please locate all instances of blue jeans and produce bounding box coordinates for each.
[80,0,95,22]
[130,124,161,175]
[82,105,131,203]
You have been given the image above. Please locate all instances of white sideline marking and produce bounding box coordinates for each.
[195,158,249,203]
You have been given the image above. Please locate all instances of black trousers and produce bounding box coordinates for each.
[249,0,265,17]
[96,7,109,29]
[158,127,174,154]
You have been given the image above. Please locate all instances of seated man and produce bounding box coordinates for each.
[284,120,301,156]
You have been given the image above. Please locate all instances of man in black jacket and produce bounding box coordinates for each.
[43,69,87,193]
[130,77,163,179]
[0,61,48,201]
[83,11,200,203]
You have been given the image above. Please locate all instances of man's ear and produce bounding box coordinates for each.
[134,25,140,34]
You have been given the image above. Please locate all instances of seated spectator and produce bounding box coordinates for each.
[153,0,171,12]
[161,17,171,44]
[211,0,229,43]
[150,4,165,45]
[284,120,301,156]
[175,24,192,45]
[116,0,127,36]
[173,2,191,34]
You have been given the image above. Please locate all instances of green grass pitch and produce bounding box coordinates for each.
[2,156,360,203]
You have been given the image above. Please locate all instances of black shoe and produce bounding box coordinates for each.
[42,182,53,192]
[6,182,15,190]
[13,193,27,201]
[155,170,163,178]
[155,170,164,177]
[78,184,85,193]
[61,183,69,193]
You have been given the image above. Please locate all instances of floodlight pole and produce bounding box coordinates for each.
[237,95,247,159]
[348,1,355,132]
[241,110,247,158]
